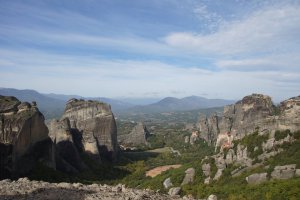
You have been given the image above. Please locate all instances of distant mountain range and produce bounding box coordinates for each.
[0,88,235,119]
[0,88,131,119]
[122,96,235,113]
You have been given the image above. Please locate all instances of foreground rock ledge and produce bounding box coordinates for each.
[0,178,192,200]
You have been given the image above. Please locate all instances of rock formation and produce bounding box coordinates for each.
[48,118,87,173]
[199,94,300,145]
[118,122,150,147]
[49,98,118,163]
[0,96,54,179]
[181,168,195,185]
[0,178,190,200]
[246,173,267,184]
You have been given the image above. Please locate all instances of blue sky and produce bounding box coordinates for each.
[0,0,299,101]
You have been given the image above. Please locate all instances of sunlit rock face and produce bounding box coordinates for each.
[0,96,54,179]
[199,94,300,145]
[60,99,118,161]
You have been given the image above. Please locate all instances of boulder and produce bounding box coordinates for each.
[207,194,217,200]
[271,164,296,180]
[0,95,55,179]
[168,187,181,196]
[295,169,300,177]
[181,168,195,185]
[213,169,223,181]
[246,173,267,184]
[204,177,211,184]
[202,163,211,177]
[163,177,173,189]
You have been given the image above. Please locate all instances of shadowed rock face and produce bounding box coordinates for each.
[60,99,118,161]
[0,95,54,179]
[118,122,150,147]
[199,94,300,145]
[48,118,87,173]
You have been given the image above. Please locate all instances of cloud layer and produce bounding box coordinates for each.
[0,0,299,102]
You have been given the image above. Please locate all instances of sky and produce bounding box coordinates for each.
[0,0,299,102]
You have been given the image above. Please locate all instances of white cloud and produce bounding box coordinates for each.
[0,49,299,102]
[216,53,300,71]
[165,5,300,56]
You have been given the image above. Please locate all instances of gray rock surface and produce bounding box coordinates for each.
[181,168,195,185]
[295,169,300,177]
[199,94,300,144]
[48,118,88,173]
[163,177,173,189]
[202,163,211,177]
[207,194,218,200]
[118,122,150,147]
[246,173,268,184]
[271,164,296,180]
[168,187,181,196]
[204,177,211,184]
[184,136,190,143]
[0,179,189,200]
[213,169,223,181]
[0,95,54,179]
[60,99,118,161]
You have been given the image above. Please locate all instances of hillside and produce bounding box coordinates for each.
[0,88,66,119]
[123,96,234,114]
[0,88,132,119]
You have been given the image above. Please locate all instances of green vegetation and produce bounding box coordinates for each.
[274,129,291,141]
[238,131,268,158]
[29,127,300,200]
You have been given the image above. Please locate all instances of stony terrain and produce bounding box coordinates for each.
[0,178,195,200]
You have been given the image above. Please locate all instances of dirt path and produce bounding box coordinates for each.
[146,164,182,177]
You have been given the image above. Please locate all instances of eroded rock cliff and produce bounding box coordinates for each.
[118,122,150,147]
[49,98,118,165]
[199,94,300,145]
[0,96,54,179]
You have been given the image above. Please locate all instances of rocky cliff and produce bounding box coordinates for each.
[48,118,87,173]
[199,94,300,145]
[49,98,118,165]
[118,122,150,147]
[0,96,54,179]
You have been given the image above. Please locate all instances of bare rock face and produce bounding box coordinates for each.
[199,94,300,144]
[48,118,87,173]
[0,96,54,179]
[199,114,219,146]
[168,187,181,196]
[61,99,118,161]
[246,173,268,184]
[271,164,296,180]
[118,122,150,147]
[181,168,195,185]
[163,177,173,189]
